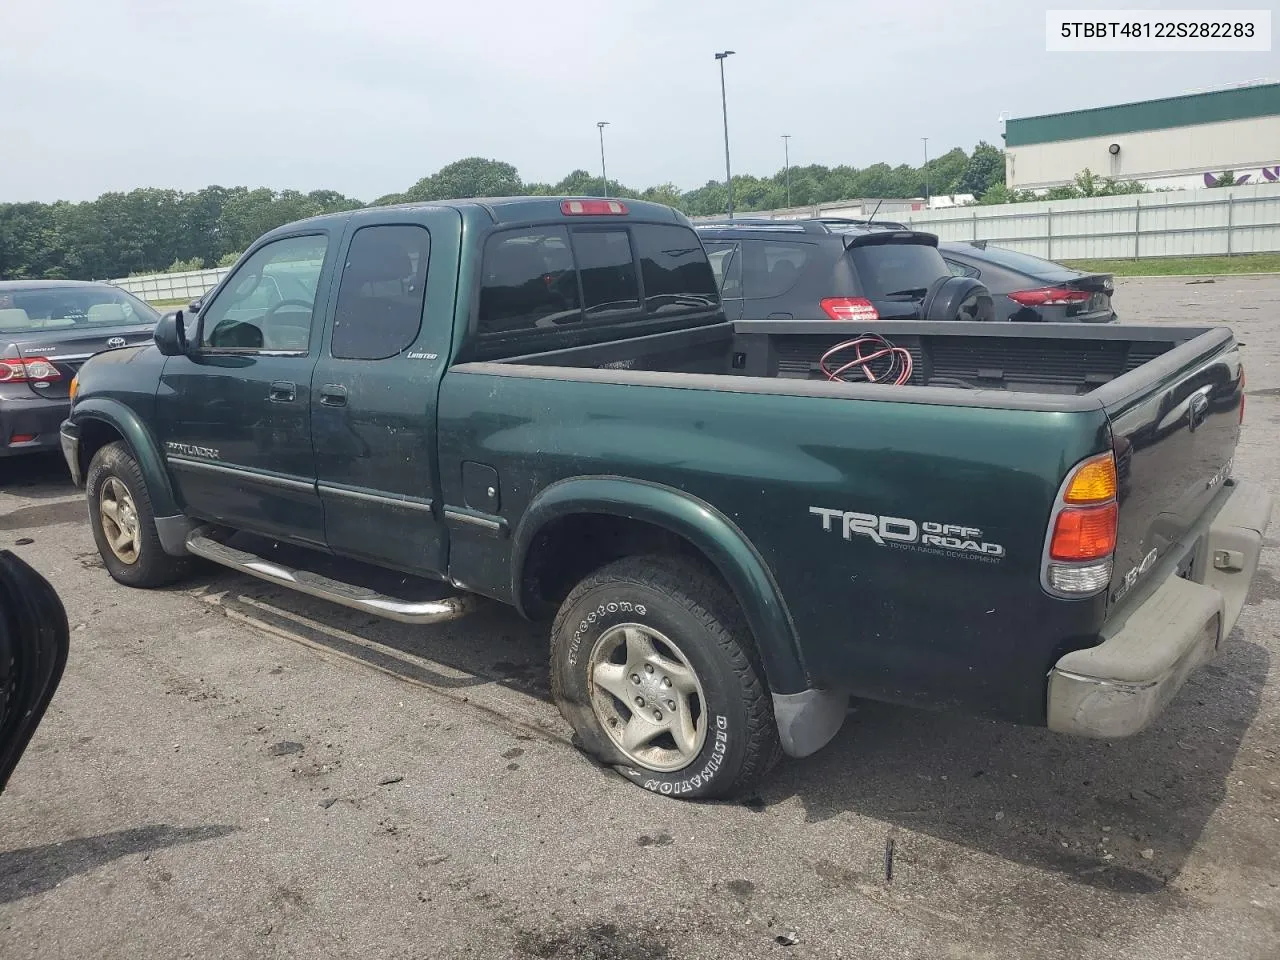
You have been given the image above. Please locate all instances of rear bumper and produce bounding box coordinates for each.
[1047,478,1272,738]
[0,392,70,458]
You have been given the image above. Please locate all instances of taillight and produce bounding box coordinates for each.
[1008,286,1089,307]
[1050,504,1119,560]
[560,199,628,216]
[0,357,62,383]
[1239,366,1246,424]
[1043,451,1119,597]
[820,297,879,321]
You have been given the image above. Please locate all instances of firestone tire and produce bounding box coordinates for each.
[86,441,193,589]
[551,555,781,800]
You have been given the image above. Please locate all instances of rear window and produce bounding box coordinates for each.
[477,227,581,334]
[476,223,719,343]
[956,244,1080,282]
[742,240,812,299]
[572,229,640,315]
[634,224,719,312]
[847,242,949,299]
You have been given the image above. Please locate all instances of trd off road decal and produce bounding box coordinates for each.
[810,507,1005,563]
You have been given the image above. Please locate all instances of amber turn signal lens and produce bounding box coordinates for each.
[1063,453,1117,504]
[69,375,78,403]
[1050,503,1119,561]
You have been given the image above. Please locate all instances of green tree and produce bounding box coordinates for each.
[403,157,523,201]
[957,142,1005,196]
[923,147,969,197]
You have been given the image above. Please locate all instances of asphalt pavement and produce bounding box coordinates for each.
[1,275,1278,960]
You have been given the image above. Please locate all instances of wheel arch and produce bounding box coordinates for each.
[511,476,809,695]
[71,398,180,518]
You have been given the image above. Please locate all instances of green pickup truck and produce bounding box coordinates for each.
[61,197,1272,799]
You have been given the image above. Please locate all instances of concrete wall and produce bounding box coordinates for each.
[1007,116,1280,190]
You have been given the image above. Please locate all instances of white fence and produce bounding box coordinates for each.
[110,266,229,303]
[708,182,1280,261]
[109,184,1280,301]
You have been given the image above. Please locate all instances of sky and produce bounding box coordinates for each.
[1,0,1276,203]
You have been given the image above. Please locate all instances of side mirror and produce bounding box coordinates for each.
[188,297,203,314]
[154,310,194,357]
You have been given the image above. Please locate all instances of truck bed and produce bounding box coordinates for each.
[489,320,1224,409]
[446,319,1242,724]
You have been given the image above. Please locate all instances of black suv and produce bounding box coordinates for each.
[695,219,992,323]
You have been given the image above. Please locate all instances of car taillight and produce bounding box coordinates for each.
[820,297,879,321]
[1050,504,1119,561]
[1239,366,1246,424]
[1008,286,1090,307]
[0,357,62,383]
[1043,451,1119,597]
[561,199,628,215]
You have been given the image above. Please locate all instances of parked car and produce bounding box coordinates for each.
[0,281,159,458]
[940,241,1117,323]
[0,550,69,794]
[696,219,993,323]
[63,197,1269,801]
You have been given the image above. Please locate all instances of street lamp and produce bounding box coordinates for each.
[782,134,792,207]
[596,121,610,198]
[715,50,735,218]
[922,136,930,207]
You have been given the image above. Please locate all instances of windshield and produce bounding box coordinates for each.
[847,243,949,300]
[0,285,160,332]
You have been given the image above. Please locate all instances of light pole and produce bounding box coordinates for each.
[782,134,792,207]
[922,136,930,207]
[596,121,610,198]
[715,50,735,218]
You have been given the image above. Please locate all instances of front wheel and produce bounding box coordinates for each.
[550,556,781,799]
[86,441,192,588]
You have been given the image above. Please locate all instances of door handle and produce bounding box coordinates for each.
[319,384,348,407]
[268,380,297,402]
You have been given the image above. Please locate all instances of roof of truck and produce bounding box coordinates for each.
[271,196,690,236]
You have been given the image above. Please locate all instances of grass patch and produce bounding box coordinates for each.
[1062,253,1280,277]
[146,297,192,307]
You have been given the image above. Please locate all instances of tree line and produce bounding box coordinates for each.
[0,141,1023,281]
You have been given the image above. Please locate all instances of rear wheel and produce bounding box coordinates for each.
[551,555,781,799]
[86,442,192,588]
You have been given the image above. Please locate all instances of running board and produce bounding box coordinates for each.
[185,528,476,625]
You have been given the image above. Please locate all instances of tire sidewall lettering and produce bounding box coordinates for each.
[566,600,647,666]
[639,714,729,795]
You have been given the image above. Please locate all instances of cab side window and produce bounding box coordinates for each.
[331,225,431,360]
[200,234,328,352]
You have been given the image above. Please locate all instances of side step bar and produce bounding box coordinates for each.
[185,529,476,626]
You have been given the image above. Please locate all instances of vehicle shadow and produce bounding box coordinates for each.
[762,635,1269,894]
[0,452,76,500]
[0,824,237,904]
[194,570,552,701]
[189,568,1268,896]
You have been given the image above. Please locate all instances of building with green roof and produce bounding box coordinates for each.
[1003,82,1280,191]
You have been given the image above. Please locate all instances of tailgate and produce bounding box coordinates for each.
[1101,329,1243,607]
